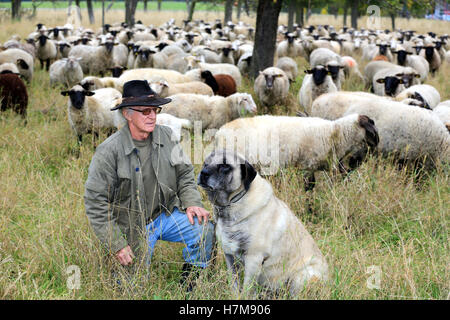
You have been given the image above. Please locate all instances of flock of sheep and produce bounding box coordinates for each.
[0,18,449,189]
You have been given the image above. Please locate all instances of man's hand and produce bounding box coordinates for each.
[115,245,135,266]
[186,206,210,225]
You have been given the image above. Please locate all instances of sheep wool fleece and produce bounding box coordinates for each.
[84,123,207,263]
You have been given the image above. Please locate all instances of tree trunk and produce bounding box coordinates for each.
[343,0,348,26]
[251,0,283,79]
[187,0,198,21]
[224,0,234,24]
[125,0,139,26]
[237,0,242,20]
[287,0,295,32]
[390,13,395,30]
[87,0,95,24]
[102,0,105,31]
[144,0,148,12]
[75,0,80,6]
[158,0,162,11]
[11,0,22,20]
[351,0,358,29]
[296,3,304,26]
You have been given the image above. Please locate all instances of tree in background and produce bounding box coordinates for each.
[187,0,198,21]
[251,0,283,79]
[11,0,22,20]
[125,0,138,26]
[87,0,95,24]
[224,0,233,23]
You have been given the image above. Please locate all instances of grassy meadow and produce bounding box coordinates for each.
[0,9,449,300]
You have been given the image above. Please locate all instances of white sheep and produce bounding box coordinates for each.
[340,56,364,81]
[49,57,83,88]
[0,62,19,74]
[214,114,379,189]
[148,79,213,97]
[68,40,116,76]
[35,34,57,70]
[0,48,34,81]
[160,93,257,130]
[298,65,337,114]
[394,84,441,110]
[433,100,450,131]
[254,67,290,108]
[79,76,123,92]
[392,49,429,82]
[275,56,298,82]
[237,52,252,75]
[309,47,342,68]
[310,91,450,168]
[112,42,129,68]
[276,33,301,58]
[119,68,192,84]
[60,85,123,143]
[133,44,157,68]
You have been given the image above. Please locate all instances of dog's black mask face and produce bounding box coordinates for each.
[198,150,256,207]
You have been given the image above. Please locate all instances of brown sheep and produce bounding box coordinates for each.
[0,72,28,119]
[201,70,237,97]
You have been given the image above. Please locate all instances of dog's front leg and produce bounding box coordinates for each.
[242,254,265,298]
[225,254,241,296]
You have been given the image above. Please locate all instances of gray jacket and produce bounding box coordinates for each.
[84,124,203,257]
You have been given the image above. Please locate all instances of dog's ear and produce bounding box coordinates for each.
[241,160,257,191]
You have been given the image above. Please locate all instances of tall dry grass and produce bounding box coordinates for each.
[0,9,449,300]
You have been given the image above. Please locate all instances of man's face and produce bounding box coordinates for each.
[123,106,158,138]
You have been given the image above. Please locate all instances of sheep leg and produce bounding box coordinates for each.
[303,172,316,192]
[40,59,45,70]
[77,134,83,145]
[46,59,51,71]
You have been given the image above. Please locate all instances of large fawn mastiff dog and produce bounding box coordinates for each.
[198,150,328,296]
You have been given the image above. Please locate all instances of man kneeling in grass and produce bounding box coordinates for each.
[84,80,214,291]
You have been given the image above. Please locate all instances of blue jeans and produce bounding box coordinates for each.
[146,207,214,268]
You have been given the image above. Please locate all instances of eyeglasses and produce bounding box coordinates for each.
[128,107,161,115]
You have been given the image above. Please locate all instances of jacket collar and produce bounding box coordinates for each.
[120,123,164,156]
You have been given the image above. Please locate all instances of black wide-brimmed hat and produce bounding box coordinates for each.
[111,80,171,110]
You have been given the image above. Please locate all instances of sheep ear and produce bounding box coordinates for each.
[305,70,312,74]
[16,59,29,70]
[414,74,420,78]
[398,79,404,84]
[358,115,379,148]
[60,91,70,96]
[85,91,95,96]
[376,78,385,83]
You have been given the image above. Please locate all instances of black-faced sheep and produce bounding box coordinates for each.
[61,85,123,143]
[298,65,337,114]
[35,34,57,71]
